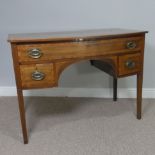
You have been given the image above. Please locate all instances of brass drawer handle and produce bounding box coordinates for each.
[125,60,136,69]
[31,70,45,81]
[126,41,137,49]
[28,48,42,59]
[75,38,84,42]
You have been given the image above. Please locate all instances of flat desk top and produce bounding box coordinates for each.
[8,28,148,43]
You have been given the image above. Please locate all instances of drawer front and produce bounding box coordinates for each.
[118,53,141,76]
[20,63,55,89]
[17,36,143,62]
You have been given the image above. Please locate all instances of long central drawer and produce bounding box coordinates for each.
[17,36,143,63]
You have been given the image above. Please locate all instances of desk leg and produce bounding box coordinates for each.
[113,78,117,101]
[17,89,28,144]
[137,73,143,120]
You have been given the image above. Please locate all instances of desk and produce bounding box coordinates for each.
[8,29,148,144]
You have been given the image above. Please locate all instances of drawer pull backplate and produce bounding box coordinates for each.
[126,41,137,49]
[31,70,45,81]
[125,60,136,69]
[28,48,42,59]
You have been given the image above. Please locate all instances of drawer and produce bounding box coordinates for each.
[17,36,143,62]
[20,63,55,89]
[118,53,141,76]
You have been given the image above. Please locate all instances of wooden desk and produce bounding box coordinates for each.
[8,29,148,144]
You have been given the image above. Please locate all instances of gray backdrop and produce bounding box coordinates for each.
[0,0,155,90]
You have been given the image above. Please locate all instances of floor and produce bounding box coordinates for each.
[0,97,155,155]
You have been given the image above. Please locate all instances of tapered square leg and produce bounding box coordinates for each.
[17,89,28,144]
[137,73,143,120]
[113,78,117,101]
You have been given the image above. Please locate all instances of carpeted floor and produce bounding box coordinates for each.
[0,97,155,155]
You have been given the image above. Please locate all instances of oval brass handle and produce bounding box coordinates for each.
[31,70,45,81]
[126,41,137,49]
[28,48,42,59]
[125,60,136,69]
[75,38,84,42]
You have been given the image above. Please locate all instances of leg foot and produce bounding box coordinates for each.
[137,114,141,120]
[24,140,28,144]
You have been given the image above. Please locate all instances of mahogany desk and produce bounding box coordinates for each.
[8,29,148,144]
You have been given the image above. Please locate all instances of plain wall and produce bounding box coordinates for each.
[0,0,155,89]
